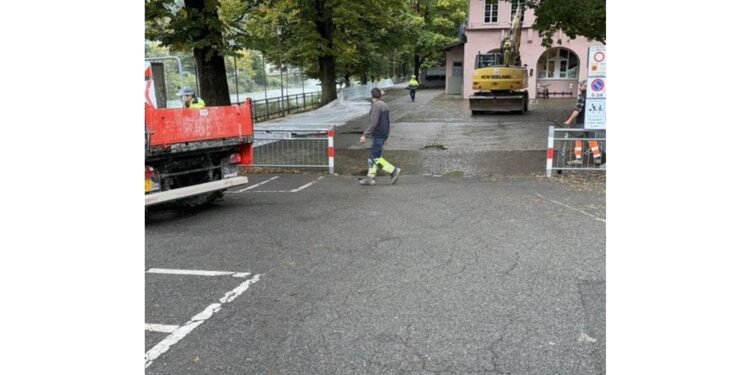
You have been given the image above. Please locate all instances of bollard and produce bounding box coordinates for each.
[546,125,554,177]
[327,127,335,175]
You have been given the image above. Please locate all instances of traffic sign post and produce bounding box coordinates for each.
[587,45,606,78]
[587,78,606,99]
[585,99,606,129]
[585,46,606,130]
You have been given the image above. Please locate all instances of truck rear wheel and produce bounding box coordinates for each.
[180,191,224,207]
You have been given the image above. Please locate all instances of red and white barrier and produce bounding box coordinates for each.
[546,125,555,177]
[327,127,335,175]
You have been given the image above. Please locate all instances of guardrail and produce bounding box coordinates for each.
[242,91,323,123]
[546,126,606,176]
[251,127,335,174]
[337,79,395,102]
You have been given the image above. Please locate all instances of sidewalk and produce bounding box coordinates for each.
[255,80,401,131]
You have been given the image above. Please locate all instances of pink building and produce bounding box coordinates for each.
[445,0,604,99]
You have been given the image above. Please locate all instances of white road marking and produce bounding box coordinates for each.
[145,324,179,334]
[146,268,251,278]
[220,274,261,304]
[290,176,325,192]
[145,303,222,368]
[144,274,263,368]
[250,176,325,193]
[230,176,279,193]
[536,194,606,223]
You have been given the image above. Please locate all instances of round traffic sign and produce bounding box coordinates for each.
[594,51,605,62]
[591,79,605,91]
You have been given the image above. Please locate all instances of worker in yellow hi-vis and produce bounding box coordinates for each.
[177,87,206,109]
[358,88,402,186]
[407,75,419,102]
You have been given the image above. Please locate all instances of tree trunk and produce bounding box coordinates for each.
[185,0,230,106]
[194,47,231,106]
[413,54,421,78]
[361,73,368,85]
[314,0,337,105]
[318,55,337,104]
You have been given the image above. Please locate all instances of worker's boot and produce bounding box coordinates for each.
[358,177,376,186]
[390,168,401,185]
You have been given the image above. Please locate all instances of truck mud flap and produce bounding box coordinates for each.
[145,176,248,206]
[469,95,525,112]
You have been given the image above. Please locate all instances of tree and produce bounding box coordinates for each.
[239,0,416,105]
[518,0,606,47]
[146,0,234,105]
[408,0,466,78]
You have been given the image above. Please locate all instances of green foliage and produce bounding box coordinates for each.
[146,0,469,101]
[520,0,606,47]
[146,0,241,57]
[411,0,467,72]
[146,41,269,95]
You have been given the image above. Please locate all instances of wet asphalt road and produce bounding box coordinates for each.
[145,89,605,374]
[332,88,575,177]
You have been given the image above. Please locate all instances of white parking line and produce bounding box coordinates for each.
[535,194,606,223]
[229,176,279,193]
[145,274,262,368]
[145,324,179,334]
[290,176,325,192]
[146,268,251,278]
[251,176,325,193]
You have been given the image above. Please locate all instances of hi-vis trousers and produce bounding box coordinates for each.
[574,139,602,160]
[368,137,396,177]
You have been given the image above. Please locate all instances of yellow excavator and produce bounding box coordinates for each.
[469,2,529,114]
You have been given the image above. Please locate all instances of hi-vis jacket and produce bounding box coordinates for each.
[408,79,419,88]
[186,97,206,108]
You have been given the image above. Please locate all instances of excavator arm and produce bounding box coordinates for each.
[502,1,524,66]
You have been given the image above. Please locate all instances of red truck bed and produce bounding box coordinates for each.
[145,99,253,164]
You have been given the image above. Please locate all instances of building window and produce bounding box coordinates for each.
[510,0,526,24]
[536,48,579,79]
[484,0,498,23]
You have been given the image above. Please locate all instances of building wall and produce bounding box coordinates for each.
[445,45,465,95]
[460,0,603,99]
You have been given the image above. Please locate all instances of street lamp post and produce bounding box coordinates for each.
[233,55,239,104]
[300,60,305,108]
[261,52,269,116]
[277,25,284,116]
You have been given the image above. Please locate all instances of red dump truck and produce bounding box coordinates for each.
[144,62,252,207]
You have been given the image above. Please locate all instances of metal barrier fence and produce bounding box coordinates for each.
[251,127,335,174]
[337,79,395,101]
[245,91,323,123]
[546,126,606,176]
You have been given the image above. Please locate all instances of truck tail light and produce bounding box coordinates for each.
[145,166,160,193]
[229,153,241,164]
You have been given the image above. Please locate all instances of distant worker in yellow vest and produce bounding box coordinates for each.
[407,75,419,102]
[177,87,206,109]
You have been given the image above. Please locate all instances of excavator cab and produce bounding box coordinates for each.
[475,53,503,69]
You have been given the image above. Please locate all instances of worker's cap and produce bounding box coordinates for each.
[177,87,196,96]
[411,75,416,79]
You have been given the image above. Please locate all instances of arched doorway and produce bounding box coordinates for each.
[535,47,580,97]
